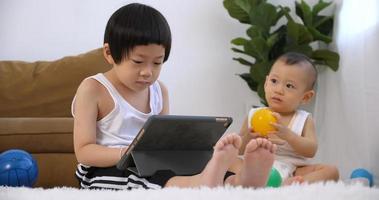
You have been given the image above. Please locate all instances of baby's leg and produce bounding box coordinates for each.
[165,133,241,188]
[226,138,276,188]
[294,164,339,183]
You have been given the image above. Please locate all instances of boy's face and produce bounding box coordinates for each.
[113,44,165,92]
[264,60,314,113]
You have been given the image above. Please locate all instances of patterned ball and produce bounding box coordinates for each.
[350,168,374,187]
[266,167,282,187]
[0,149,38,187]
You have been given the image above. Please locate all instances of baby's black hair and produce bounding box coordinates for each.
[277,52,317,89]
[104,3,171,64]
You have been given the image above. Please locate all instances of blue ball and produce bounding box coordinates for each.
[0,149,39,187]
[350,168,374,187]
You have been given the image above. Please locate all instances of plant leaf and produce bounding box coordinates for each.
[282,7,294,22]
[231,47,252,57]
[231,37,248,46]
[244,37,269,62]
[312,0,332,17]
[269,26,287,59]
[313,16,334,36]
[249,2,278,34]
[223,0,250,24]
[234,0,265,13]
[284,45,313,58]
[312,49,340,71]
[247,25,264,39]
[233,57,254,66]
[287,20,313,45]
[239,73,258,91]
[308,27,332,43]
[266,32,280,48]
[250,61,270,83]
[296,0,312,26]
[275,6,290,25]
[257,83,267,105]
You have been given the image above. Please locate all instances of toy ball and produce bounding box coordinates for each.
[251,108,277,137]
[266,167,282,187]
[0,149,39,187]
[350,168,374,187]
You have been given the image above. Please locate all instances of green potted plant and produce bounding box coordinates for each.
[223,0,339,105]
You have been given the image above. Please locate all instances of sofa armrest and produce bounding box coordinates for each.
[0,117,79,188]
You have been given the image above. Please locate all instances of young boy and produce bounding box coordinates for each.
[72,3,276,190]
[232,52,339,184]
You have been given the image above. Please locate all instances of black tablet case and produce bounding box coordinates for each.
[116,115,232,177]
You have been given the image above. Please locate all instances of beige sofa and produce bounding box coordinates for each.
[0,49,111,188]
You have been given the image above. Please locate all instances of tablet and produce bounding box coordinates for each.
[116,115,232,177]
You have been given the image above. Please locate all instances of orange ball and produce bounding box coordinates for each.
[251,108,277,137]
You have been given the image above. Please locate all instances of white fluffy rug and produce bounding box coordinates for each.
[1,182,378,200]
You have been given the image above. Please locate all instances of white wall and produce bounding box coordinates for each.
[0,0,259,133]
[313,0,379,184]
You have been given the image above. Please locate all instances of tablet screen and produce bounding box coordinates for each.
[134,115,233,151]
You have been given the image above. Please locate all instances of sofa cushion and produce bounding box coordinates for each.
[0,48,111,117]
[0,118,74,153]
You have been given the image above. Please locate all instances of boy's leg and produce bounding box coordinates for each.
[294,164,339,183]
[225,138,276,188]
[164,133,241,188]
[282,176,304,185]
[228,157,243,174]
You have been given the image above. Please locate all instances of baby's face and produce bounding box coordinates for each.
[264,60,312,113]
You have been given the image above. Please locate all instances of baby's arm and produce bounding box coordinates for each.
[272,115,318,158]
[73,79,127,167]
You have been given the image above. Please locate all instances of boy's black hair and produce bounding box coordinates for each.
[277,52,317,89]
[104,3,171,64]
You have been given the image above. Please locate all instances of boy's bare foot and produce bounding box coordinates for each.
[199,133,241,187]
[283,176,304,185]
[237,138,276,187]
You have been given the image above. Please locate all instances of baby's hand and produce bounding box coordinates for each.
[249,127,262,138]
[270,112,293,140]
[251,132,262,138]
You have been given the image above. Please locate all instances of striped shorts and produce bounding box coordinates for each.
[75,164,176,190]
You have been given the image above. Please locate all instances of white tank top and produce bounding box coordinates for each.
[72,73,163,148]
[248,107,310,165]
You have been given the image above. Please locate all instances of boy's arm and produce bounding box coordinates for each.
[274,116,318,158]
[73,79,127,167]
[158,80,169,115]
